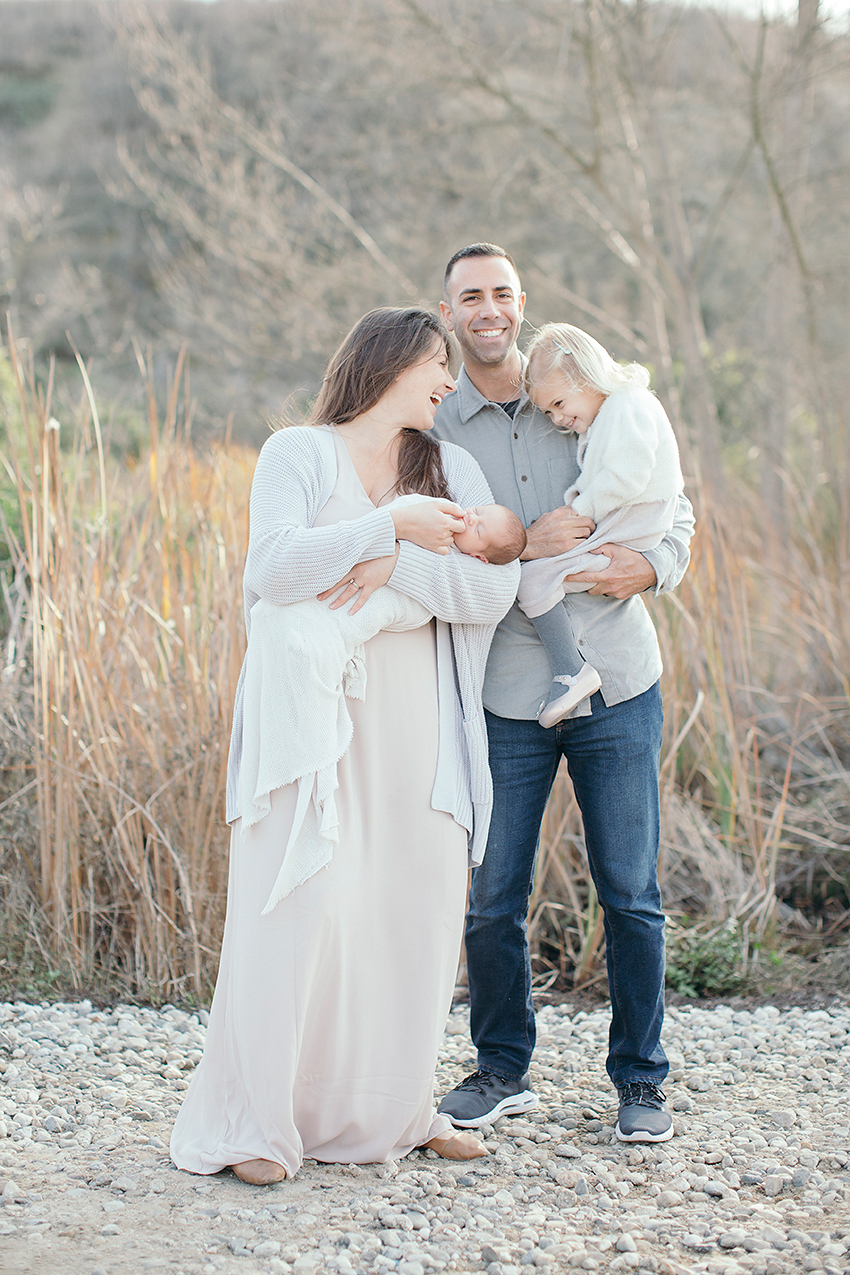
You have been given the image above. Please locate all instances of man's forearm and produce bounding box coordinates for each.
[642,492,695,596]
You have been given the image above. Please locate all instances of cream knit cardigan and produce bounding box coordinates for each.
[225,425,520,866]
[566,385,684,520]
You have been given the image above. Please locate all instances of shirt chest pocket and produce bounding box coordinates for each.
[546,457,578,510]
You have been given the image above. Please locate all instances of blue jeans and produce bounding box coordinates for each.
[466,683,668,1088]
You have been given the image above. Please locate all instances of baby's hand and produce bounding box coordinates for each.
[391,499,466,555]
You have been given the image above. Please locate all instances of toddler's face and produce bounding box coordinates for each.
[453,506,505,562]
[530,371,605,434]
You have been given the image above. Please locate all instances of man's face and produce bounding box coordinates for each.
[440,256,525,369]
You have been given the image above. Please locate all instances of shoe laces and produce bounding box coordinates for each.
[618,1081,667,1109]
[455,1069,508,1094]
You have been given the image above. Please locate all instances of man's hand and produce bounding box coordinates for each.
[563,544,657,599]
[521,506,596,560]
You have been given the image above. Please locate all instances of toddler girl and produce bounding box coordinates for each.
[520,323,684,727]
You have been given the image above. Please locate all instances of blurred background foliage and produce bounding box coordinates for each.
[0,0,848,1004]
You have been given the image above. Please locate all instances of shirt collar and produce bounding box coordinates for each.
[454,360,532,423]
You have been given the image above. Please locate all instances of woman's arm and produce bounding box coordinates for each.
[389,442,521,625]
[244,429,398,605]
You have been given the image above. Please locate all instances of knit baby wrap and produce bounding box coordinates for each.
[238,489,445,913]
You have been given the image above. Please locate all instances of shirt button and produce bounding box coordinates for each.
[521,475,527,482]
[513,432,518,439]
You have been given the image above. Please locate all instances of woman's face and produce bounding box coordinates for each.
[385,339,456,431]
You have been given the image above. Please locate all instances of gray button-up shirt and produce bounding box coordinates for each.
[433,366,695,720]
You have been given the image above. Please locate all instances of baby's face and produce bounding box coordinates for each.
[529,370,605,434]
[453,506,511,562]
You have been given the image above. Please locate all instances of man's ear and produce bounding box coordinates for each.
[439,299,455,331]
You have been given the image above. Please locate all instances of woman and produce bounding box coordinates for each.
[170,308,520,1182]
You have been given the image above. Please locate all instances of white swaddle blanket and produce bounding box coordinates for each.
[237,587,431,914]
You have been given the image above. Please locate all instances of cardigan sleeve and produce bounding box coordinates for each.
[244,428,398,605]
[390,441,520,625]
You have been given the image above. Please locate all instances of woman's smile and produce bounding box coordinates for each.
[388,342,456,430]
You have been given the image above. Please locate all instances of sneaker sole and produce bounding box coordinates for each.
[615,1120,674,1143]
[444,1090,539,1128]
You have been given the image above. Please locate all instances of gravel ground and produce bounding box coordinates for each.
[1,998,849,1275]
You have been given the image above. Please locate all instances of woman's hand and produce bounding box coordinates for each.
[318,548,400,615]
[390,499,466,554]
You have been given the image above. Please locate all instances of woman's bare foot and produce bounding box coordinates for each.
[422,1131,488,1160]
[231,1158,287,1184]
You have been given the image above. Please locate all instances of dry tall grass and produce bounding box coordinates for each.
[531,491,850,989]
[1,339,848,1001]
[1,336,254,1000]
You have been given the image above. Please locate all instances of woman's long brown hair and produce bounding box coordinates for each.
[309,307,451,499]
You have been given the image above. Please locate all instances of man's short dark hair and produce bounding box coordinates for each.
[443,243,519,298]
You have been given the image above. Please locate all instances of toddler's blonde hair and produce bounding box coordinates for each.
[524,322,650,398]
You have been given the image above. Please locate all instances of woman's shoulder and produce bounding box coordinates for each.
[259,423,333,457]
[435,437,494,503]
[255,425,337,480]
[436,436,484,474]
[251,425,337,508]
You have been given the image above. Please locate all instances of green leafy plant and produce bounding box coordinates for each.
[665,920,746,998]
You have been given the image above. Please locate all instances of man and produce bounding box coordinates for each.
[432,243,695,1142]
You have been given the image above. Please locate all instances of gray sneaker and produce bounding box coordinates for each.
[437,1069,538,1128]
[615,1081,674,1142]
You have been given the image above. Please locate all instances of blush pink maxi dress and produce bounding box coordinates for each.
[170,434,466,1176]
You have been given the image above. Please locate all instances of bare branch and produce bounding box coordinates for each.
[400,0,599,179]
[525,266,649,356]
[691,138,757,279]
[747,18,819,345]
[105,2,417,298]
